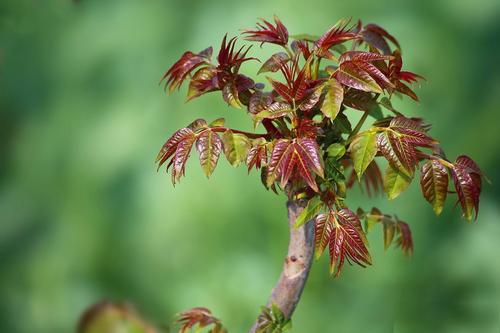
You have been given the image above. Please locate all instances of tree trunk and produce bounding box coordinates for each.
[248,199,315,333]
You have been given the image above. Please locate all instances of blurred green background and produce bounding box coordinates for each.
[1,0,500,332]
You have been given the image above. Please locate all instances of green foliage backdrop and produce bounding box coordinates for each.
[1,0,499,332]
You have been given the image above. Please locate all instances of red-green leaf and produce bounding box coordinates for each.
[186,67,218,101]
[314,213,334,259]
[329,210,372,277]
[222,82,242,108]
[334,62,383,93]
[420,160,449,215]
[258,52,289,74]
[451,163,480,221]
[221,130,251,167]
[246,138,267,172]
[196,130,222,177]
[377,131,414,176]
[321,78,344,119]
[266,139,294,187]
[172,132,196,184]
[395,221,413,256]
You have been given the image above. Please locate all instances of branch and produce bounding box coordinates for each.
[249,199,315,332]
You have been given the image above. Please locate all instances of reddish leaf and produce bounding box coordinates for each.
[161,47,212,92]
[248,90,273,115]
[329,210,371,277]
[452,163,480,221]
[176,307,226,333]
[187,67,218,101]
[222,81,242,108]
[243,15,289,46]
[377,131,415,176]
[395,221,413,256]
[246,139,268,172]
[171,132,196,184]
[314,213,334,259]
[420,160,449,215]
[315,18,359,59]
[339,51,392,64]
[266,138,324,192]
[334,62,383,93]
[258,52,289,74]
[217,35,255,72]
[361,23,400,55]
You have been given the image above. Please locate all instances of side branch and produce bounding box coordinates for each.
[249,199,315,332]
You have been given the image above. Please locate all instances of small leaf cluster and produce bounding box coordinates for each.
[175,307,227,333]
[256,304,292,333]
[157,16,484,276]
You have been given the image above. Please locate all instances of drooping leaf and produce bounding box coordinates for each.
[258,52,289,74]
[329,210,372,277]
[196,130,222,177]
[383,165,411,200]
[314,213,334,259]
[420,160,449,215]
[266,139,294,187]
[451,163,480,221]
[321,78,344,119]
[221,130,252,167]
[395,221,413,256]
[383,220,396,249]
[349,131,377,180]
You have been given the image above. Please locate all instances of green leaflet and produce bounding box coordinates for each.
[294,196,323,228]
[221,130,251,167]
[384,166,412,200]
[210,117,225,127]
[321,78,344,120]
[384,167,410,199]
[326,143,346,160]
[349,131,377,180]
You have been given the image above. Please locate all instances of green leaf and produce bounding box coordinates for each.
[349,131,377,180]
[379,96,398,113]
[321,78,344,119]
[221,130,251,167]
[326,143,346,160]
[384,166,412,200]
[294,196,323,228]
[209,118,225,127]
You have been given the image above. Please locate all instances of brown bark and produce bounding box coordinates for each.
[248,199,315,333]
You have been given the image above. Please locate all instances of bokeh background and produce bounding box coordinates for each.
[1,0,500,332]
